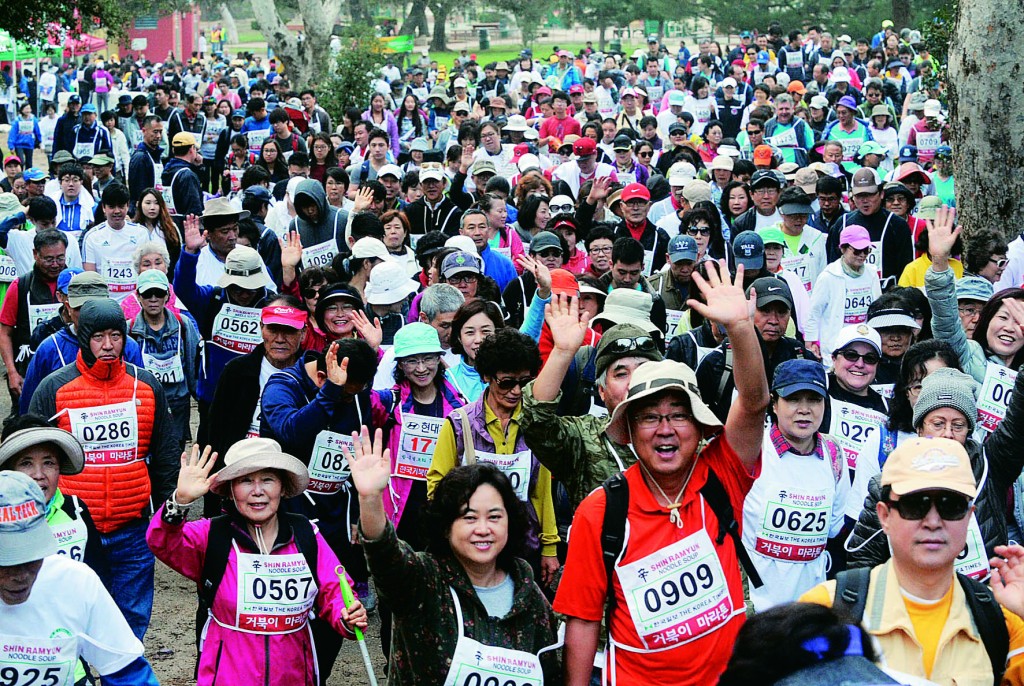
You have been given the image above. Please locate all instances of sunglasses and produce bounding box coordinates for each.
[885,491,971,521]
[549,203,574,214]
[139,289,168,300]
[638,151,653,158]
[493,375,534,391]
[838,349,880,365]
[686,226,712,236]
[988,257,1009,269]
[302,286,324,299]
[604,336,656,355]
[849,246,871,256]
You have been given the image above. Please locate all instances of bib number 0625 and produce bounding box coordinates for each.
[771,508,827,533]
[642,563,715,613]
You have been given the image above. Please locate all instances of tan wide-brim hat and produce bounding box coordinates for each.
[0,427,85,475]
[605,360,722,444]
[211,438,309,498]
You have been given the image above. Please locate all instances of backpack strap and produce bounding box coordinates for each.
[819,434,844,484]
[600,472,629,618]
[284,513,320,578]
[701,468,763,588]
[832,566,871,624]
[716,344,734,402]
[957,573,1009,685]
[449,408,476,464]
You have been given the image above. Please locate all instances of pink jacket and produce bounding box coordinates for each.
[147,509,355,686]
[499,225,526,274]
[381,380,465,526]
[120,286,188,322]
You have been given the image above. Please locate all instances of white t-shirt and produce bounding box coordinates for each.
[754,209,783,231]
[195,245,277,292]
[0,555,144,676]
[83,221,149,301]
[7,227,84,276]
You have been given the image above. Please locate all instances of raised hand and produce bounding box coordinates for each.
[280,231,303,269]
[991,545,1024,619]
[325,343,348,387]
[343,427,391,498]
[926,205,959,260]
[686,259,755,329]
[517,254,552,298]
[175,444,217,506]
[351,309,383,350]
[353,186,375,213]
[587,175,612,204]
[460,144,475,174]
[1002,298,1024,338]
[183,214,206,254]
[544,293,589,354]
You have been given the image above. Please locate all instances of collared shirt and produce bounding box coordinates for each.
[769,422,825,460]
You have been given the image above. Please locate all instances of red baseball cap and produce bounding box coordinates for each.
[511,143,530,163]
[572,137,597,156]
[550,269,579,297]
[621,182,651,202]
[569,84,585,94]
[261,305,306,329]
[535,86,552,97]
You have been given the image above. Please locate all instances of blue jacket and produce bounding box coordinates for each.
[71,122,112,156]
[479,242,517,292]
[7,117,41,150]
[20,326,145,414]
[172,249,269,404]
[128,308,201,404]
[260,353,392,543]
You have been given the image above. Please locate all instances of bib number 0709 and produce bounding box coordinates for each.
[642,563,715,613]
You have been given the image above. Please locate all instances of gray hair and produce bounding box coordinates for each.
[420,283,465,320]
[596,355,650,389]
[775,93,794,106]
[132,240,171,273]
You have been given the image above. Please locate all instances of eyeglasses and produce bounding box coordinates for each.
[399,354,441,369]
[493,375,534,391]
[550,203,574,213]
[885,491,972,521]
[447,274,477,285]
[39,255,66,265]
[624,199,648,208]
[838,349,880,365]
[633,411,694,429]
[751,187,778,195]
[589,245,612,254]
[907,381,923,397]
[604,336,656,355]
[924,417,970,434]
[686,226,712,236]
[324,302,357,314]
[988,257,1009,269]
[958,304,984,318]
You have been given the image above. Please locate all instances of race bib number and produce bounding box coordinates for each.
[50,519,88,561]
[73,141,94,159]
[474,450,532,501]
[211,304,262,354]
[102,256,137,295]
[838,136,861,161]
[246,128,269,154]
[94,77,108,89]
[142,352,185,386]
[956,514,989,580]
[842,284,874,324]
[307,431,355,494]
[755,489,830,561]
[18,120,34,135]
[229,169,244,192]
[394,413,443,480]
[768,127,798,148]
[916,130,942,153]
[66,401,139,467]
[301,239,337,269]
[617,528,735,648]
[779,253,810,291]
[447,662,542,686]
[235,552,317,634]
[976,362,1016,433]
[829,401,886,471]
[864,241,882,280]
[664,309,685,337]
[642,249,654,278]
[0,254,17,283]
[0,636,77,686]
[28,303,61,334]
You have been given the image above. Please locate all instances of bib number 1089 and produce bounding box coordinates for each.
[642,563,715,613]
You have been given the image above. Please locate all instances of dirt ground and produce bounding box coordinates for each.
[2,389,388,685]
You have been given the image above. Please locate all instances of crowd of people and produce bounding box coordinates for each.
[3,14,1024,686]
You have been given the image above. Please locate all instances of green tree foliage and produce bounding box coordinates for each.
[317,25,388,120]
[3,0,188,45]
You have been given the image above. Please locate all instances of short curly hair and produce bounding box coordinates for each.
[475,328,541,380]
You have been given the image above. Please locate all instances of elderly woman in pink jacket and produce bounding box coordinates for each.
[147,440,368,686]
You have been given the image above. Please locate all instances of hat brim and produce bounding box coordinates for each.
[778,203,812,215]
[0,427,85,475]
[0,523,58,566]
[217,268,271,290]
[869,314,921,331]
[365,280,419,305]
[776,381,827,398]
[211,452,310,498]
[605,373,721,444]
[834,336,882,355]
[756,294,793,310]
[67,293,108,309]
[889,481,976,499]
[669,252,698,263]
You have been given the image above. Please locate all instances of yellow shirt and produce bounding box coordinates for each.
[897,254,963,289]
[427,397,559,557]
[800,564,1024,685]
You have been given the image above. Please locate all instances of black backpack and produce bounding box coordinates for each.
[834,566,1008,685]
[600,468,763,617]
[200,513,319,607]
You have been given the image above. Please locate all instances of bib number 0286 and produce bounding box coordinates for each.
[642,563,715,613]
[0,666,65,686]
[81,421,132,442]
[251,576,313,602]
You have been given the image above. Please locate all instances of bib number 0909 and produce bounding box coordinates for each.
[642,563,715,613]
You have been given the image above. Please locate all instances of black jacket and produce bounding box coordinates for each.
[597,271,668,334]
[848,368,1024,570]
[406,196,463,237]
[206,345,265,468]
[612,219,671,274]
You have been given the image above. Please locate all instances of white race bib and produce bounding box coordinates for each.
[393,413,443,481]
[66,401,140,467]
[779,252,811,291]
[18,120,34,135]
[664,309,685,337]
[915,130,942,153]
[246,128,269,155]
[307,430,355,494]
[0,254,17,283]
[301,239,338,269]
[234,551,317,634]
[28,303,61,334]
[474,449,532,501]
[642,249,654,278]
[976,362,1016,433]
[753,487,831,561]
[102,256,137,295]
[956,514,989,580]
[229,169,244,193]
[210,304,262,354]
[73,140,94,159]
[142,351,185,385]
[51,518,88,561]
[864,241,882,280]
[0,635,77,686]
[842,282,875,325]
[617,525,735,649]
[768,126,798,149]
[829,400,886,472]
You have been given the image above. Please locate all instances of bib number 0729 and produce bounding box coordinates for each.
[642,563,715,613]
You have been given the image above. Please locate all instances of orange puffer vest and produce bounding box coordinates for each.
[57,355,157,533]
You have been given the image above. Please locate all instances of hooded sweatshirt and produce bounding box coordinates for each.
[161,156,204,218]
[287,179,349,269]
[807,258,882,360]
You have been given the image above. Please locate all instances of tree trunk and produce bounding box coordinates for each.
[400,0,430,37]
[248,0,341,90]
[349,0,371,25]
[947,0,1024,241]
[598,25,606,52]
[219,3,239,44]
[429,3,448,52]
[891,0,912,32]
